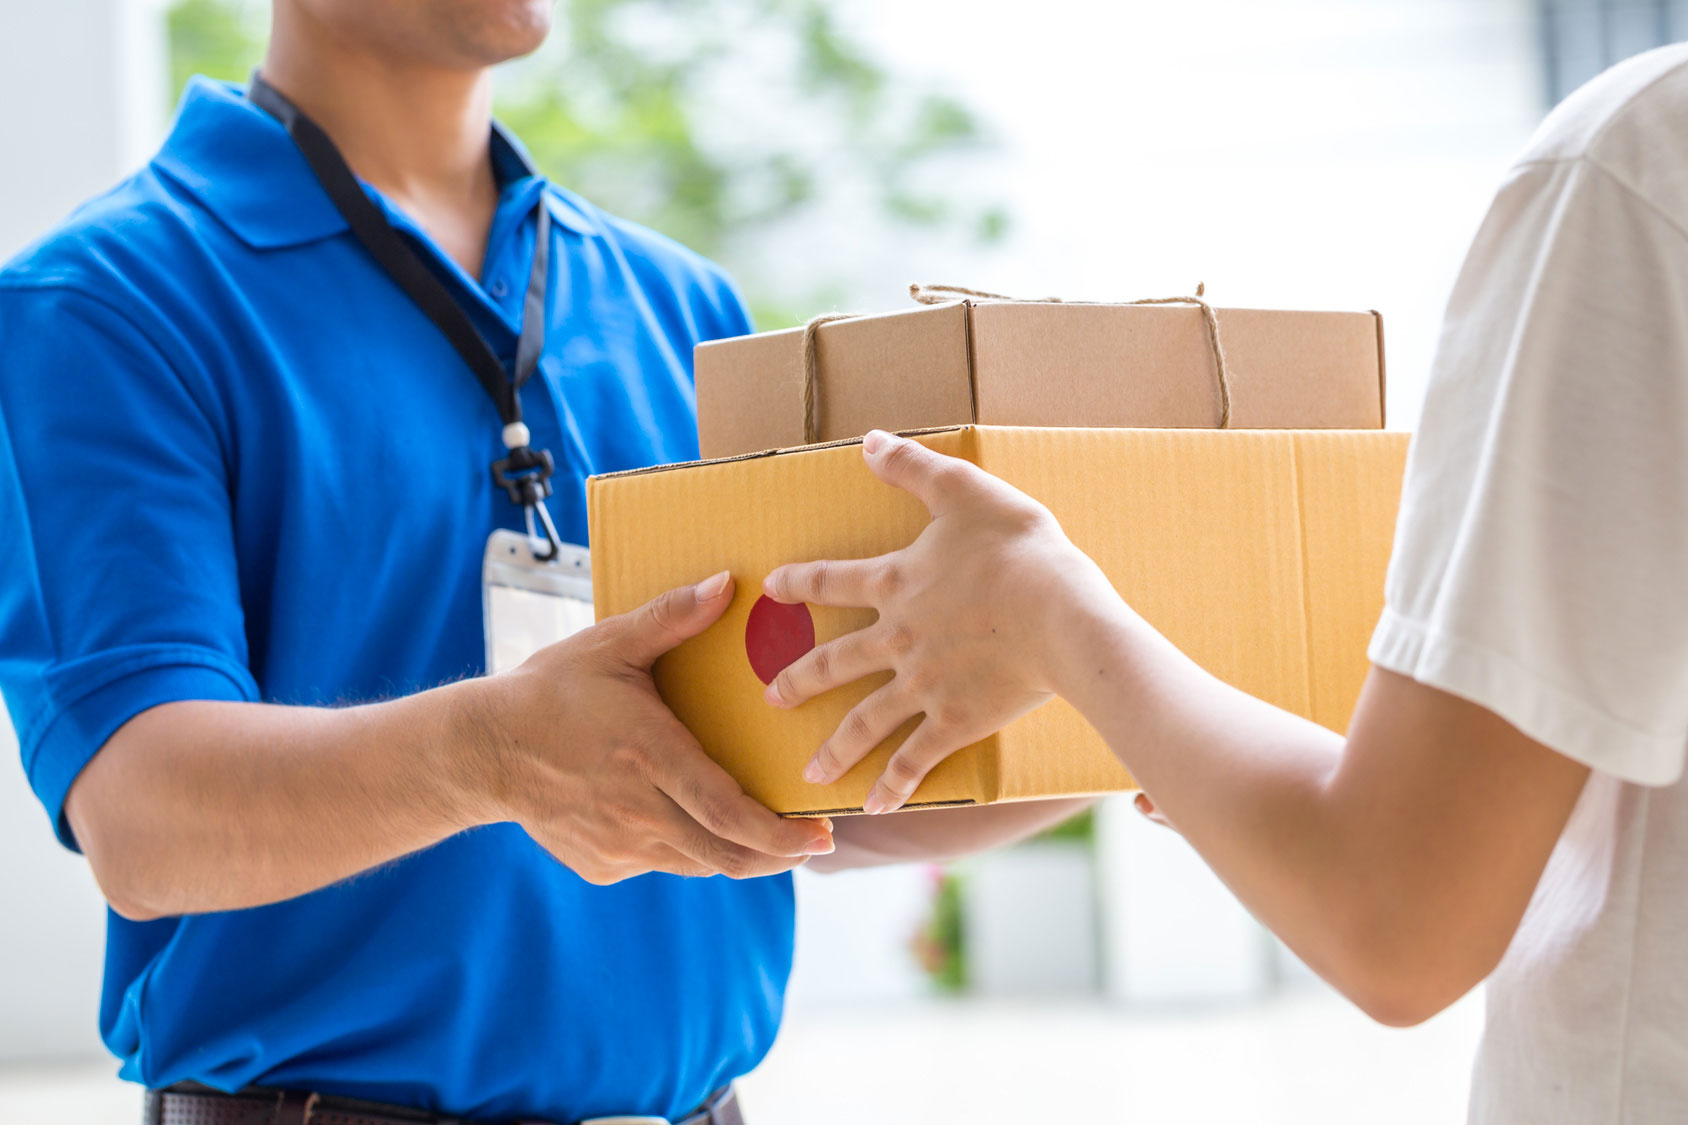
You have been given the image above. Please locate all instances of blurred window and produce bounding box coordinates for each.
[1540,0,1688,103]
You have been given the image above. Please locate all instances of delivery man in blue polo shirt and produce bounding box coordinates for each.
[0,2,1085,1123]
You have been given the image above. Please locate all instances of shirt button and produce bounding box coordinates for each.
[490,278,510,298]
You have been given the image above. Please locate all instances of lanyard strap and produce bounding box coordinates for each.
[247,72,562,559]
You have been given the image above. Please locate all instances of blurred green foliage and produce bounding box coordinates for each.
[912,868,968,993]
[165,0,1007,328]
[1035,805,1096,844]
[167,0,261,99]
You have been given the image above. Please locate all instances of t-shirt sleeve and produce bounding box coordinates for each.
[0,285,258,848]
[1369,156,1688,786]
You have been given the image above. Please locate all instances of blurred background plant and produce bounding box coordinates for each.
[909,869,967,994]
[165,0,1009,328]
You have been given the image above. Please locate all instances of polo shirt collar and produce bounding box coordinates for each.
[152,77,597,250]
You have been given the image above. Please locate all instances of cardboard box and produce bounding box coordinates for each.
[588,425,1409,816]
[696,299,1386,459]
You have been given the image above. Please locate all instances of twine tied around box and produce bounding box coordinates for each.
[799,282,1234,444]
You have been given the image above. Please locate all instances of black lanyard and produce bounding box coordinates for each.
[248,72,563,559]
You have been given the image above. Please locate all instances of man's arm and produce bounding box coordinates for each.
[70,687,488,921]
[67,575,834,921]
[815,799,1092,872]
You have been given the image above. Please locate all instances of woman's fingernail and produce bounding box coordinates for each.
[806,836,836,855]
[764,682,784,707]
[862,791,889,815]
[863,430,889,454]
[695,571,731,600]
[802,758,826,784]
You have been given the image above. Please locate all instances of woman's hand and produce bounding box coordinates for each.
[762,429,1127,813]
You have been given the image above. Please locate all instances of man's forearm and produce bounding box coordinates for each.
[817,798,1092,871]
[66,679,501,921]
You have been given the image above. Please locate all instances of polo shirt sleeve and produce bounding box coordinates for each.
[0,284,258,849]
[1368,155,1688,786]
[692,263,754,343]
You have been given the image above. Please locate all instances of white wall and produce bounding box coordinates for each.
[0,0,168,259]
[0,0,168,1062]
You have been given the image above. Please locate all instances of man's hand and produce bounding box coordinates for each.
[481,572,835,883]
[761,430,1123,814]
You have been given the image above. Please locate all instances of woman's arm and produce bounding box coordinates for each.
[816,798,1093,871]
[764,431,1589,1024]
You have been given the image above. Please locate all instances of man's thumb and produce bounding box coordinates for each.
[619,571,735,667]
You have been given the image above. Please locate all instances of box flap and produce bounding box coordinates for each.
[695,303,975,459]
[967,304,1384,430]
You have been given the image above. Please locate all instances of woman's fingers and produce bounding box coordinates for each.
[802,682,920,786]
[763,555,886,608]
[1134,791,1174,829]
[862,717,969,815]
[860,430,975,515]
[766,624,897,708]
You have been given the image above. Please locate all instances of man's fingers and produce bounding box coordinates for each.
[649,844,715,880]
[617,571,735,667]
[802,682,919,786]
[765,626,892,709]
[763,556,883,608]
[648,726,834,858]
[860,429,973,514]
[652,810,807,881]
[862,717,967,815]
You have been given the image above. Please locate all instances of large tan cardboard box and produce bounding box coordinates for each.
[696,300,1387,459]
[588,426,1409,816]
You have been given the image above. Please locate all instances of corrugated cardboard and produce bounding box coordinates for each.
[695,301,1387,459]
[588,426,1409,816]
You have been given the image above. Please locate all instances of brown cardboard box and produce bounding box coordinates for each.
[696,298,1387,459]
[588,426,1408,816]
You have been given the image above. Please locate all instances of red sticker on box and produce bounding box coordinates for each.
[745,595,816,685]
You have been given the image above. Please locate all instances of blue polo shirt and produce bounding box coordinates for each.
[0,79,791,1122]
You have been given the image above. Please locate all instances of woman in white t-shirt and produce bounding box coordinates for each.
[764,45,1688,1124]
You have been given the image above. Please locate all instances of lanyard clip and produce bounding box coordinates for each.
[491,443,554,508]
[493,421,561,562]
[522,498,563,563]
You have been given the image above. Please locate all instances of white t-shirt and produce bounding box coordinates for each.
[1368,44,1688,1124]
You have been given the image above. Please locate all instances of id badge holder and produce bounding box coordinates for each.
[482,529,595,675]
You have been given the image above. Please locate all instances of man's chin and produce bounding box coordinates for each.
[453,0,555,66]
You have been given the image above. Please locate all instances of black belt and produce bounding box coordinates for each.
[143,1083,744,1125]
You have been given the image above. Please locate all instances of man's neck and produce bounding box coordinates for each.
[260,9,501,274]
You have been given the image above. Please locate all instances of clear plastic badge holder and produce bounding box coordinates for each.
[482,529,595,675]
